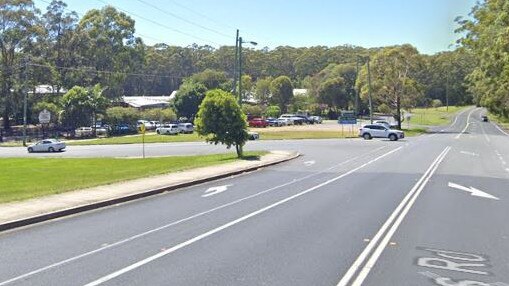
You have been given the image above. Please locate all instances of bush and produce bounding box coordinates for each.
[264,105,281,118]
[105,107,139,126]
[195,89,248,157]
[377,103,392,115]
[431,99,443,108]
[141,108,177,122]
[242,104,264,117]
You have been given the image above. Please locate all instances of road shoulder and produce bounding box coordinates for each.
[0,150,299,231]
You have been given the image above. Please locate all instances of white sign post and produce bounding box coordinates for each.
[38,109,51,124]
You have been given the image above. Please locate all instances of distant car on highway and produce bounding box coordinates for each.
[359,124,404,141]
[481,115,489,122]
[178,123,194,134]
[27,139,66,153]
[156,124,179,135]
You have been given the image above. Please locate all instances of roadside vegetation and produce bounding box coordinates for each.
[0,152,265,203]
[405,106,468,127]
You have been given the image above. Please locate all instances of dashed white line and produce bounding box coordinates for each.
[83,147,403,286]
[455,108,477,139]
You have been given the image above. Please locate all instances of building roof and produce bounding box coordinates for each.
[28,85,67,95]
[122,96,171,109]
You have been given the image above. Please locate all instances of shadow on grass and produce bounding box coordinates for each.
[240,154,261,161]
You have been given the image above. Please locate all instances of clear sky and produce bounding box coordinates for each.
[34,0,477,55]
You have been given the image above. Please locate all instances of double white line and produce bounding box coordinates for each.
[337,146,451,286]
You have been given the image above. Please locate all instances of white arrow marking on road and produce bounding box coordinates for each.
[202,185,232,198]
[448,182,500,200]
[460,151,479,157]
[304,160,316,166]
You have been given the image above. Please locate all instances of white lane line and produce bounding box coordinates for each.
[450,108,470,128]
[460,151,479,157]
[0,146,390,286]
[492,122,509,136]
[83,147,403,286]
[455,108,477,139]
[337,146,451,286]
[304,160,316,166]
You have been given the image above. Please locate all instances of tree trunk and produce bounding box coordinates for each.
[235,143,243,158]
[396,95,402,130]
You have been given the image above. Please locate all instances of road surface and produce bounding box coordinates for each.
[0,108,508,286]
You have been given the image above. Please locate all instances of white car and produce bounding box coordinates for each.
[75,127,93,138]
[278,115,296,126]
[178,123,194,134]
[27,139,66,153]
[359,124,405,141]
[156,124,179,135]
[248,131,259,140]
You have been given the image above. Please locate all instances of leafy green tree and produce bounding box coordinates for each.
[0,0,41,130]
[318,77,349,112]
[270,76,294,113]
[431,99,443,109]
[254,77,272,104]
[105,107,139,126]
[174,81,207,120]
[141,108,177,122]
[264,105,281,118]
[59,86,92,129]
[357,45,424,128]
[457,0,509,118]
[190,69,229,90]
[194,89,248,157]
[242,104,263,117]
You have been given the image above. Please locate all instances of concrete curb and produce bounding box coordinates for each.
[0,151,300,232]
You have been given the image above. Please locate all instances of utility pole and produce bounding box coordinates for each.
[366,56,374,124]
[232,29,239,96]
[355,58,360,116]
[22,57,29,147]
[238,36,243,105]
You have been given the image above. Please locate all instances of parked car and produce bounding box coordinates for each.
[95,126,109,136]
[481,115,489,122]
[266,118,283,127]
[278,117,293,126]
[110,124,137,135]
[359,124,405,141]
[156,124,179,135]
[75,127,93,138]
[27,139,66,153]
[374,120,398,129]
[310,116,323,124]
[248,131,260,140]
[279,114,304,125]
[295,115,314,124]
[178,123,194,134]
[137,120,156,130]
[248,117,269,128]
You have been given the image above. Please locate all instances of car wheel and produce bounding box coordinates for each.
[28,147,33,153]
[156,130,160,134]
[48,147,55,152]
[363,133,372,140]
[389,134,398,141]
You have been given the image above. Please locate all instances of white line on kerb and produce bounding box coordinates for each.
[491,122,509,136]
[83,147,403,286]
[337,146,451,286]
[0,146,390,286]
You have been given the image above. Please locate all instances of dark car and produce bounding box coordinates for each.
[481,115,489,122]
[295,115,313,124]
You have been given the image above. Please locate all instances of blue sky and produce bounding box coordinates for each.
[34,0,477,54]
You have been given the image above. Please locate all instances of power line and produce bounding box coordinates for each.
[95,0,221,46]
[166,0,236,30]
[134,0,232,39]
[37,0,174,46]
[29,63,186,80]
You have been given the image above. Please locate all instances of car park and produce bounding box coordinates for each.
[156,124,180,135]
[27,139,66,153]
[266,118,284,127]
[178,123,194,134]
[279,114,304,125]
[359,124,405,141]
[248,117,269,128]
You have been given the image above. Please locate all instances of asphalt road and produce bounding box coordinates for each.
[1,107,508,286]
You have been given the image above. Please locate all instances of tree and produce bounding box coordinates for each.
[59,86,92,130]
[254,77,272,104]
[242,104,263,117]
[105,106,138,126]
[142,108,176,122]
[270,76,294,113]
[194,89,248,157]
[174,81,207,120]
[357,45,424,129]
[264,105,281,118]
[190,69,229,90]
[457,0,509,118]
[317,77,349,112]
[431,99,443,109]
[0,0,41,130]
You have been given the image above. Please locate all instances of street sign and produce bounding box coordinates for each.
[338,111,357,125]
[38,109,51,124]
[139,123,146,134]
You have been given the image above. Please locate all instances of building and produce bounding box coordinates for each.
[120,96,172,109]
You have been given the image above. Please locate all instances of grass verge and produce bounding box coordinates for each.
[257,130,358,140]
[407,106,469,126]
[0,151,266,203]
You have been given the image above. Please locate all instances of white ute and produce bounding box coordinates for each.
[156,124,179,135]
[359,124,405,141]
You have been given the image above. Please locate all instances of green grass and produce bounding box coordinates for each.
[401,127,428,137]
[487,112,509,131]
[257,130,358,140]
[407,106,469,126]
[68,132,204,146]
[0,151,265,203]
